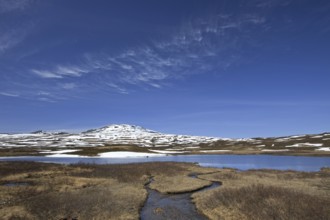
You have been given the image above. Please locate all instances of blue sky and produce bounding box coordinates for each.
[1,0,330,138]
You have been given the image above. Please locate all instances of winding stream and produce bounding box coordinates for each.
[140,175,220,220]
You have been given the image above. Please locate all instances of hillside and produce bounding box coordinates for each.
[0,124,329,156]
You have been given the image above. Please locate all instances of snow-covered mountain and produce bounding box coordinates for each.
[0,124,221,148]
[0,124,329,153]
[83,124,160,138]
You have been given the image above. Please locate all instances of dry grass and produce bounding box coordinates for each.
[196,135,330,156]
[0,161,214,220]
[69,144,151,156]
[24,181,146,220]
[0,147,43,156]
[0,206,34,220]
[196,184,329,220]
[0,162,149,220]
[149,175,212,193]
[193,168,330,220]
[1,162,329,220]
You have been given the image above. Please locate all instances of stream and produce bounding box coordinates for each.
[140,175,220,220]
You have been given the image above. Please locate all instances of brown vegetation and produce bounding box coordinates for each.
[69,144,151,156]
[1,162,329,220]
[0,147,43,156]
[0,161,215,220]
[149,175,212,194]
[193,168,330,220]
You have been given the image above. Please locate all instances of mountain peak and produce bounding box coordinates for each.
[84,124,159,135]
[76,123,221,147]
[102,124,145,130]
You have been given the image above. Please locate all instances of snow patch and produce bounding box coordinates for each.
[256,145,266,148]
[274,138,290,142]
[46,154,87,158]
[165,148,185,151]
[149,150,187,154]
[40,149,79,154]
[262,149,290,152]
[311,135,323,138]
[98,151,165,158]
[316,147,330,152]
[290,135,305,138]
[199,150,232,153]
[286,143,323,148]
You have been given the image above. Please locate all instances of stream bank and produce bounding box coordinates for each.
[140,175,221,220]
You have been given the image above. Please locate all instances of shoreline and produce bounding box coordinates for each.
[1,147,330,158]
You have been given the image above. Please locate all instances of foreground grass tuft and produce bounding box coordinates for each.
[193,168,330,220]
[203,184,329,220]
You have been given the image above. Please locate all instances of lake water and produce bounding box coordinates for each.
[1,155,329,171]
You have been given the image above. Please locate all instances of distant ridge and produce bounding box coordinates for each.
[0,124,329,155]
[0,124,221,148]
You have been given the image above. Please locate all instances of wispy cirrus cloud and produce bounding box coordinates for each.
[32,69,63,79]
[30,13,267,96]
[106,83,129,94]
[91,13,265,85]
[0,92,20,97]
[1,10,268,101]
[32,65,89,79]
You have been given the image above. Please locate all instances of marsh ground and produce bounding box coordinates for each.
[0,162,329,220]
[193,167,330,220]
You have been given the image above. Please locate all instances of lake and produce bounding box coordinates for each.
[1,154,329,171]
[0,155,330,171]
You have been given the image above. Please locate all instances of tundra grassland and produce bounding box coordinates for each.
[0,161,216,220]
[193,167,330,220]
[0,162,329,220]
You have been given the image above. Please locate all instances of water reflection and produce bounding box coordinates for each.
[0,155,329,171]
